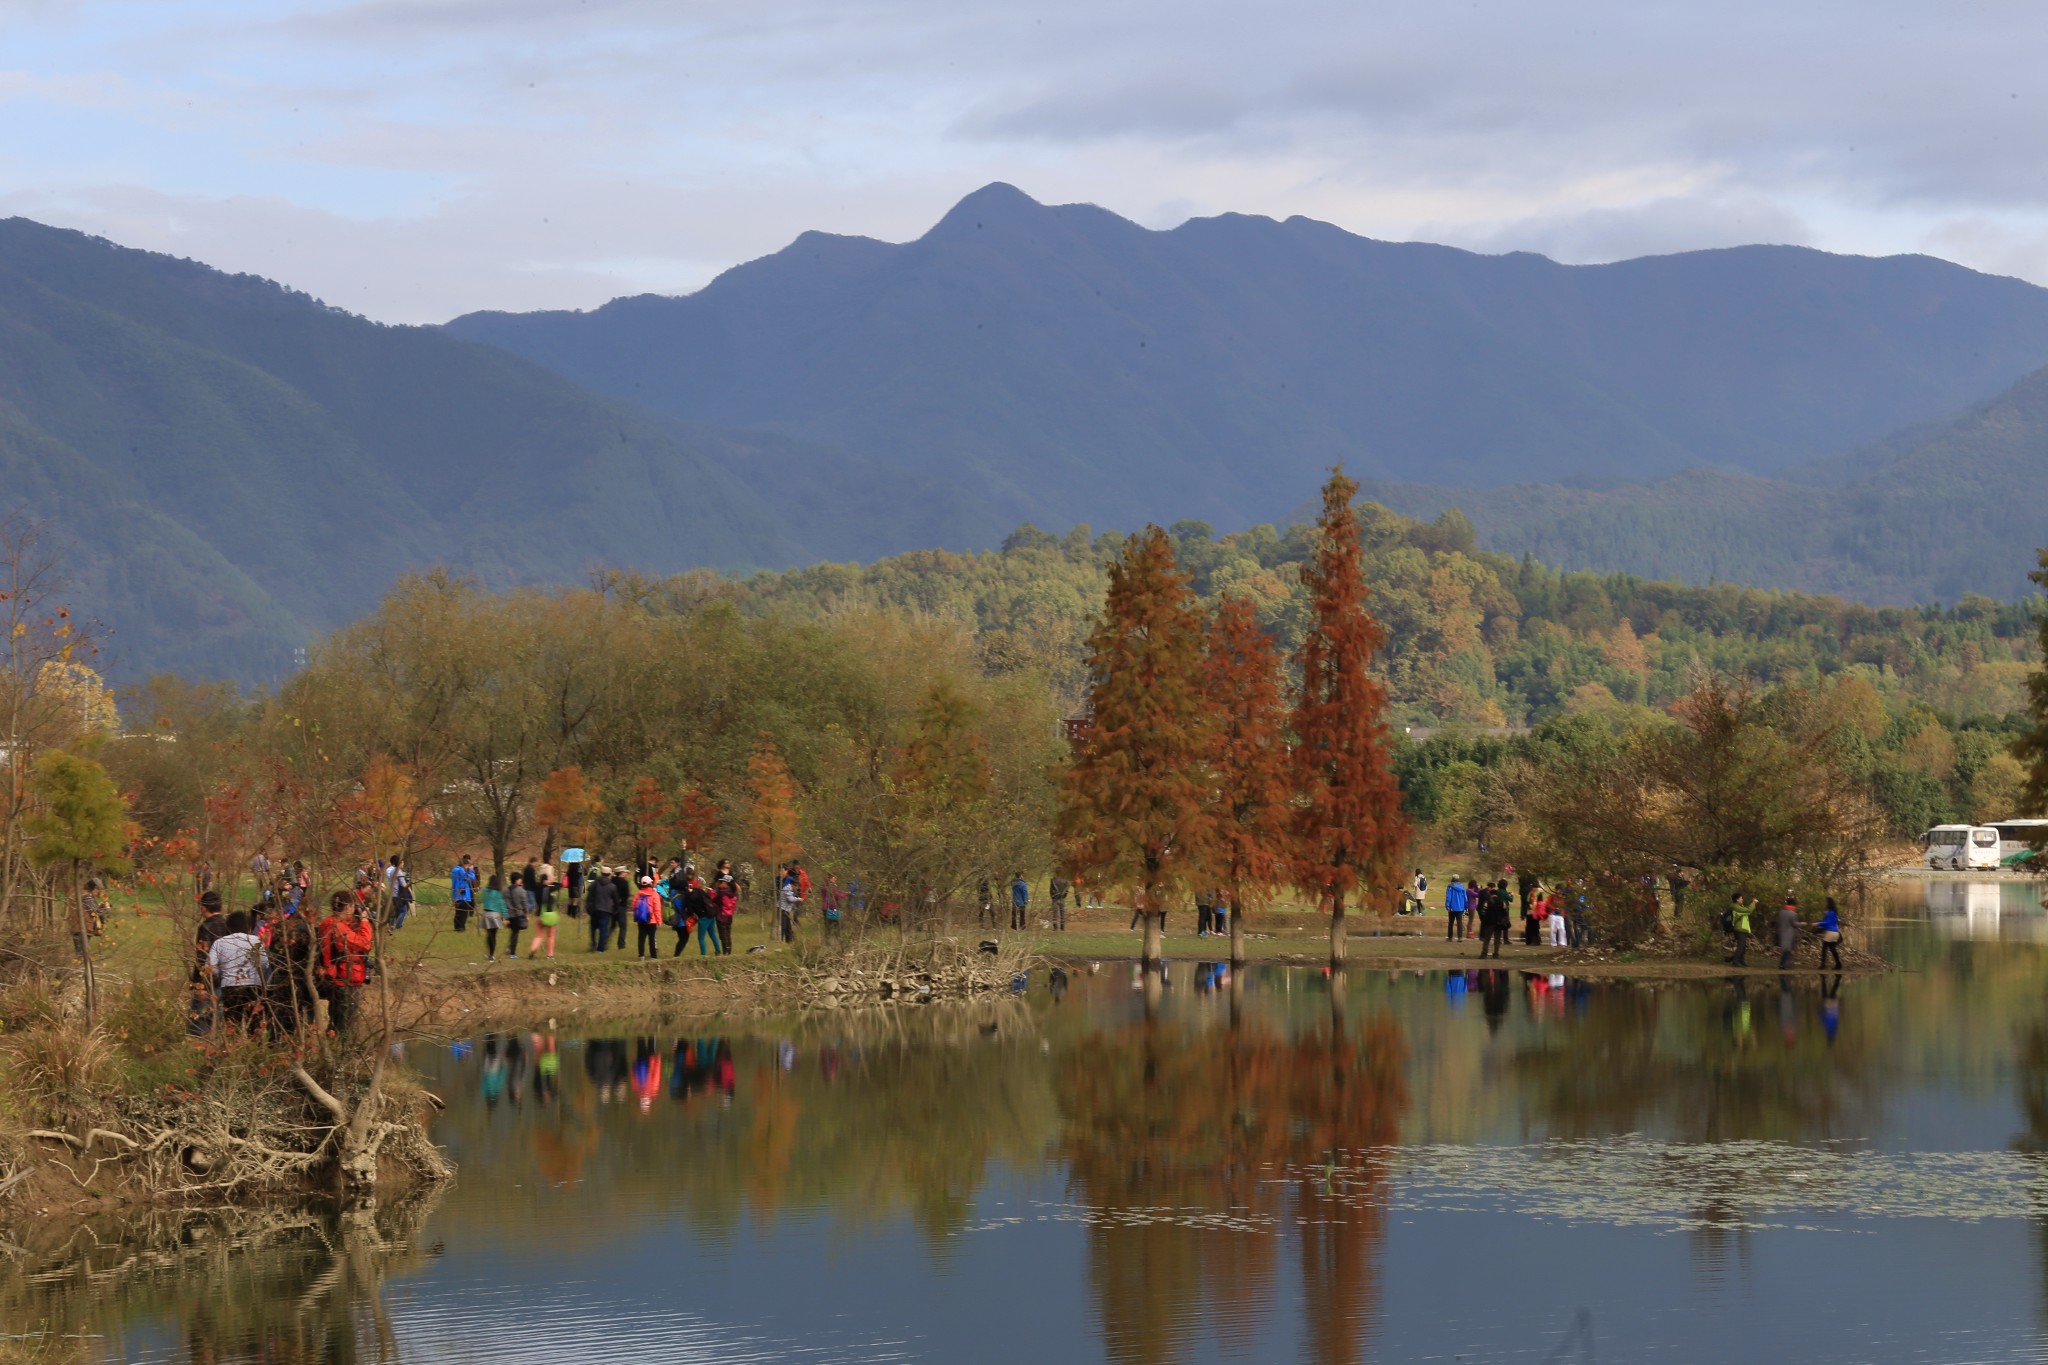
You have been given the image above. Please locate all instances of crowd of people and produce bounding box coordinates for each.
[178,842,1856,1035]
[1404,869,1591,955]
[191,883,377,1035]
[1402,867,1850,966]
[445,852,762,960]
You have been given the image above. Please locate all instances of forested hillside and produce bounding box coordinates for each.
[0,218,969,680]
[1356,360,2048,603]
[618,503,2041,731]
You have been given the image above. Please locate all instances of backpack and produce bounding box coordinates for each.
[1719,907,1736,934]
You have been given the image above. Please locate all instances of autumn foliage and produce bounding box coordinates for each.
[533,765,602,849]
[1291,469,1409,962]
[1201,595,1292,961]
[1057,526,1217,964]
[746,737,802,872]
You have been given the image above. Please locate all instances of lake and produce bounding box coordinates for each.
[11,877,2048,1364]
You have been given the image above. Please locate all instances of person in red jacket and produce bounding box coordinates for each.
[316,891,374,1033]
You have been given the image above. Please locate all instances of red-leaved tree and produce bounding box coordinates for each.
[1058,526,1216,967]
[1202,595,1293,966]
[623,774,674,869]
[1291,470,1409,964]
[673,786,724,862]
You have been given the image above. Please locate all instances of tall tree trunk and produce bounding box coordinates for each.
[1229,890,1246,967]
[1330,884,1347,967]
[70,861,95,1027]
[1140,887,1163,968]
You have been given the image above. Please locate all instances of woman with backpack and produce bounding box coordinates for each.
[632,875,664,959]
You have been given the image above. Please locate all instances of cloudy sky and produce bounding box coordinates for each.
[5,0,2046,322]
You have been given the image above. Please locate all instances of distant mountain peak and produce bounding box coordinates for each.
[923,182,1051,240]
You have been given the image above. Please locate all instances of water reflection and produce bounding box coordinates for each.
[17,880,2048,1363]
[0,1195,442,1364]
[1058,976,1404,1365]
[1923,878,2048,941]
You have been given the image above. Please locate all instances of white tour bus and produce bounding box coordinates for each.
[1990,819,2048,867]
[1923,824,2003,871]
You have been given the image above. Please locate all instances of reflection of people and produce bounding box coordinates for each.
[1479,968,1509,1034]
[1724,977,1752,1049]
[1821,974,1842,1044]
[481,1036,506,1108]
[532,1032,559,1105]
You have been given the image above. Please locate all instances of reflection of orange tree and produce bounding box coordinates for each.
[1058,1008,1407,1365]
[532,1087,604,1188]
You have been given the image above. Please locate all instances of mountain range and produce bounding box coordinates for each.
[4,185,2048,682]
[450,181,2048,543]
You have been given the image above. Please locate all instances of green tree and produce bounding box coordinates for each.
[25,749,133,1025]
[1505,677,1888,944]
[2018,550,2048,817]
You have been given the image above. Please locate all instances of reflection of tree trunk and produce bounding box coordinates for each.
[1229,963,1244,1028]
[1328,966,1347,1033]
[1142,964,1163,1016]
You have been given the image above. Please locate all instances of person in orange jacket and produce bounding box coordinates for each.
[316,891,374,1032]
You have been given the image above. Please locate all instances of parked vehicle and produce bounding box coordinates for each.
[1924,824,2002,871]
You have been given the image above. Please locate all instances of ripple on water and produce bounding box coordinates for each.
[125,1281,916,1365]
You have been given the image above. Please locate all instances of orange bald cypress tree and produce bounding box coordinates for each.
[1290,470,1409,965]
[1202,595,1292,967]
[1058,526,1215,967]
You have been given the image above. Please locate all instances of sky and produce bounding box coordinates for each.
[6,0,2048,323]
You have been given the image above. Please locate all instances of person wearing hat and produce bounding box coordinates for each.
[631,874,664,959]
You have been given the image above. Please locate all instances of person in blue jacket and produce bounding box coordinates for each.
[1445,876,1470,941]
[1010,872,1030,930]
[450,854,478,932]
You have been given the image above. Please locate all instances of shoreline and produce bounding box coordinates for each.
[407,928,1889,1030]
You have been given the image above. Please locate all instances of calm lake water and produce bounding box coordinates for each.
[12,877,2048,1364]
